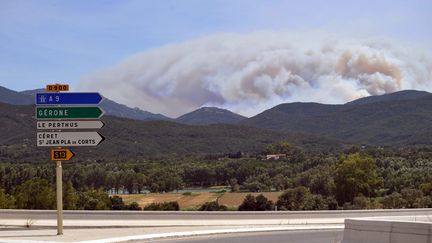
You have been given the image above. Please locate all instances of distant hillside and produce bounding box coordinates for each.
[346,90,431,106]
[0,86,34,105]
[0,86,171,121]
[4,84,432,150]
[176,107,246,125]
[242,90,432,146]
[0,102,345,163]
[99,99,170,121]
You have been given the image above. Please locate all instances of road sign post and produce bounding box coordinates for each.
[46,84,69,92]
[37,121,105,130]
[56,160,63,235]
[51,149,74,160]
[35,86,105,236]
[36,107,104,119]
[37,132,105,147]
[36,92,103,105]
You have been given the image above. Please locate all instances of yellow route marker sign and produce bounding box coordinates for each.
[51,149,74,161]
[46,84,69,92]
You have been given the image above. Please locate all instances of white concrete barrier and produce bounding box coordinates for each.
[1,209,432,229]
[342,218,432,243]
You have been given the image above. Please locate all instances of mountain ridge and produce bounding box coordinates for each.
[0,102,345,162]
[243,90,432,146]
[175,107,246,125]
[2,85,432,146]
[0,86,35,105]
[345,90,432,106]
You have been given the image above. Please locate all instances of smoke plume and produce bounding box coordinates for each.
[78,32,432,117]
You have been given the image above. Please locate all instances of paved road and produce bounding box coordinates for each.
[149,230,344,243]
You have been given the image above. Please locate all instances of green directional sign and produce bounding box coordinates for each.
[36,107,104,119]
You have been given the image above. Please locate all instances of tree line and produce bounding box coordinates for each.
[1,143,432,210]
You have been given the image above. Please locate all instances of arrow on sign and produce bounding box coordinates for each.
[36,92,103,105]
[37,120,105,130]
[51,149,74,161]
[36,107,104,119]
[37,132,105,147]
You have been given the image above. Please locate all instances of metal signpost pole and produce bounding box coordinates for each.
[56,159,63,235]
[54,84,64,235]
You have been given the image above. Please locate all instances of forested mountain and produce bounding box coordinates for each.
[0,86,34,105]
[0,102,344,163]
[176,107,246,125]
[346,90,431,106]
[2,85,432,151]
[242,90,432,146]
[99,98,170,121]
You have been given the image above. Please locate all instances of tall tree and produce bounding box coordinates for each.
[334,153,383,204]
[0,188,14,209]
[277,186,311,210]
[13,178,55,209]
[63,181,78,210]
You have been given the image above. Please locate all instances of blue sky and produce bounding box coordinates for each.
[1,0,431,91]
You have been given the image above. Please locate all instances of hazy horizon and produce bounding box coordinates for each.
[1,83,430,119]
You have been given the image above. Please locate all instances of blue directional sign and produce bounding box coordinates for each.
[36,92,103,105]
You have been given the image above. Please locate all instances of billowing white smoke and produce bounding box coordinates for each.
[78,32,432,117]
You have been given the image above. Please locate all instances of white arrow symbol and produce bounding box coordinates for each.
[37,121,105,130]
[37,132,105,147]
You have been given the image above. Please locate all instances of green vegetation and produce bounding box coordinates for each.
[144,201,180,211]
[199,201,228,211]
[13,178,55,210]
[242,91,432,146]
[1,143,432,210]
[110,195,142,210]
[2,88,432,211]
[238,194,274,211]
[276,187,337,210]
[0,188,14,209]
[0,102,345,164]
[335,153,383,204]
[76,188,112,210]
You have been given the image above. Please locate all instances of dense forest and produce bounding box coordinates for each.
[1,142,432,210]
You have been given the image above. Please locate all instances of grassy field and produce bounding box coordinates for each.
[119,192,220,210]
[117,191,283,210]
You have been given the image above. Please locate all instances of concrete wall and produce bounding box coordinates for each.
[1,208,432,220]
[342,218,432,243]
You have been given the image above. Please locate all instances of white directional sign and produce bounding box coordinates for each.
[37,132,105,147]
[37,120,105,130]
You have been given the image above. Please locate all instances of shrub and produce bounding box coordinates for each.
[144,201,180,211]
[110,196,125,210]
[238,194,274,211]
[0,188,14,209]
[352,195,369,209]
[199,201,227,211]
[276,187,336,210]
[127,202,142,210]
[77,188,111,210]
[276,186,310,210]
[401,188,423,208]
[382,192,405,209]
